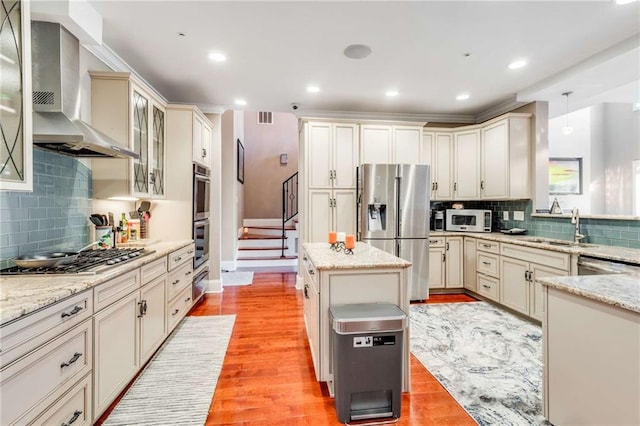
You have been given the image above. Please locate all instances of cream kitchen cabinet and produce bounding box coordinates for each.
[166,244,195,333]
[463,237,477,292]
[191,109,213,167]
[453,128,481,200]
[302,254,320,380]
[360,124,423,165]
[93,259,167,420]
[0,0,32,191]
[428,236,463,290]
[500,243,569,320]
[421,131,453,200]
[480,115,531,200]
[305,121,358,189]
[475,239,500,301]
[307,189,356,243]
[0,290,93,426]
[90,72,167,199]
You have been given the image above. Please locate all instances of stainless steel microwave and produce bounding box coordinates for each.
[445,209,492,232]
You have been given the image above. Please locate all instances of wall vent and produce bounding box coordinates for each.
[258,111,273,125]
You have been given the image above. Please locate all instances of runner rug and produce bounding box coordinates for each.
[410,302,550,425]
[221,271,254,286]
[103,315,236,425]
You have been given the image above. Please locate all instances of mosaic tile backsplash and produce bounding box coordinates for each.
[0,149,92,268]
[431,199,639,249]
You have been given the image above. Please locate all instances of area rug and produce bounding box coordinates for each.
[410,302,550,426]
[221,271,254,286]
[103,315,236,425]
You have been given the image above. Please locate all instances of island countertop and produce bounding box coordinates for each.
[0,240,193,325]
[538,273,640,314]
[303,242,411,270]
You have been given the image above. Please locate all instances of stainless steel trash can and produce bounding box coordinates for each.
[329,302,407,423]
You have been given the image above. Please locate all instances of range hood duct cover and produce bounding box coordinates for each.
[31,21,138,159]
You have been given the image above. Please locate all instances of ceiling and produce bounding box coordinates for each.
[79,1,640,121]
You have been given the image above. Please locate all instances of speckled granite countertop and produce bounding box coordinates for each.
[539,274,640,314]
[0,240,192,325]
[430,231,640,265]
[303,242,411,270]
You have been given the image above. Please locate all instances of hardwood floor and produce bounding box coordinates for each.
[191,273,477,425]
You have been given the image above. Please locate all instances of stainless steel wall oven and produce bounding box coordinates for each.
[193,164,211,221]
[193,163,211,299]
[193,219,210,270]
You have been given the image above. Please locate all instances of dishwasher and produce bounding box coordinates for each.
[577,255,640,275]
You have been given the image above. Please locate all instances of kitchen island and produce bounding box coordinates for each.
[301,242,412,393]
[540,273,640,426]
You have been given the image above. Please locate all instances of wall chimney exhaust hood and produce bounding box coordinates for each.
[31,21,138,159]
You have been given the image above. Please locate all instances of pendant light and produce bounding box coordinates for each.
[561,91,574,135]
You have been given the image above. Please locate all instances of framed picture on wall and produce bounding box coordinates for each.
[237,139,244,184]
[549,157,582,194]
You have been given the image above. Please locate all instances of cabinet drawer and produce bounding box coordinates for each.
[0,319,92,426]
[1,291,93,369]
[428,237,445,247]
[30,373,92,426]
[94,269,139,312]
[141,257,167,285]
[501,243,570,271]
[167,286,193,332]
[477,252,500,278]
[476,239,500,254]
[167,261,193,301]
[477,274,499,301]
[168,244,195,271]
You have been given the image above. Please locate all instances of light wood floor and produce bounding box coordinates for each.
[191,272,478,425]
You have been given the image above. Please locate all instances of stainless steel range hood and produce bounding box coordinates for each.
[31,21,138,159]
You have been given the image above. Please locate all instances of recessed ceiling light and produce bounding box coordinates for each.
[208,52,227,62]
[234,99,247,106]
[344,44,372,59]
[386,90,399,97]
[508,59,527,70]
[307,85,320,93]
[456,93,470,101]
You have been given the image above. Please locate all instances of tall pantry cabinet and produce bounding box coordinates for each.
[303,122,358,243]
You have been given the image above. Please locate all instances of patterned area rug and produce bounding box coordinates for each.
[103,315,235,425]
[410,302,550,426]
[221,271,254,286]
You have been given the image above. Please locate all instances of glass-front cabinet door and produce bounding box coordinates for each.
[151,105,165,197]
[0,0,32,191]
[132,90,149,195]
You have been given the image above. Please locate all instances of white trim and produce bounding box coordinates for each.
[295,274,303,290]
[474,95,529,123]
[206,278,223,293]
[221,260,237,272]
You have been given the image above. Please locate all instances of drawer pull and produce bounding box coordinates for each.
[60,352,82,369]
[482,284,491,289]
[308,269,314,275]
[61,306,82,319]
[172,309,180,316]
[188,249,194,254]
[172,279,180,285]
[62,410,83,426]
[482,244,491,248]
[185,271,192,276]
[174,256,182,262]
[303,284,309,299]
[482,261,491,266]
[185,297,192,303]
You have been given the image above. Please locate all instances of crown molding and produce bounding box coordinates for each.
[474,95,528,123]
[297,109,476,125]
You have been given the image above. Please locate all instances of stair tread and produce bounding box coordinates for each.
[239,234,286,240]
[238,246,289,251]
[237,255,298,260]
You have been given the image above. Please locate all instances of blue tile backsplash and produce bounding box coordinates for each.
[0,149,92,267]
[431,199,639,249]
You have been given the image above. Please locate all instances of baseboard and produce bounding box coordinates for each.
[207,278,222,293]
[295,273,303,290]
[220,260,237,272]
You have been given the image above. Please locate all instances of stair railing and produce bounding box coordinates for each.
[281,172,299,257]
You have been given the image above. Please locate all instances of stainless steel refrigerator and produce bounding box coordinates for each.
[359,164,431,300]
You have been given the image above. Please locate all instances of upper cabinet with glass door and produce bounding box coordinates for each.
[0,0,32,191]
[90,72,166,199]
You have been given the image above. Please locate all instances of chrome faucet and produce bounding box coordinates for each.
[571,208,586,244]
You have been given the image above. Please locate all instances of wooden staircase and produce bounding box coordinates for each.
[236,219,298,270]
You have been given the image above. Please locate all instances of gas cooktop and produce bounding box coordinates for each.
[1,248,153,275]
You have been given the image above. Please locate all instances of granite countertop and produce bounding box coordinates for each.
[303,242,411,270]
[539,274,640,314]
[429,231,640,265]
[0,240,193,325]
